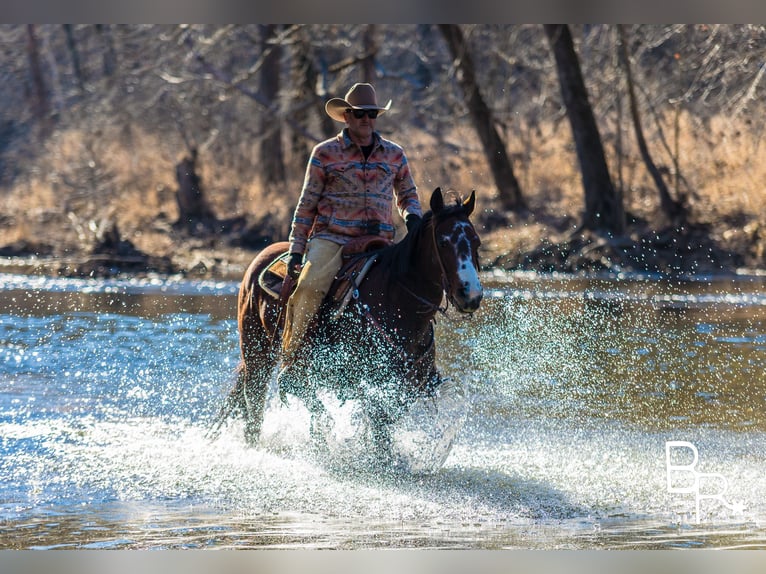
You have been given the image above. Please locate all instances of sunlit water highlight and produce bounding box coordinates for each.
[1,271,765,549]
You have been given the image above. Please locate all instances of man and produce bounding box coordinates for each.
[279,82,423,391]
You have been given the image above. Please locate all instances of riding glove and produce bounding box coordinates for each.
[286,252,303,279]
[405,214,421,233]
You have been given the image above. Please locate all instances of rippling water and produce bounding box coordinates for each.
[1,271,765,549]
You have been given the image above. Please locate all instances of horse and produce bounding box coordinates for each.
[210,187,483,458]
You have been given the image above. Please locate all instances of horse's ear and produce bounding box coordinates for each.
[462,190,476,216]
[430,187,444,213]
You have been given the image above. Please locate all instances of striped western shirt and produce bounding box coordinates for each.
[288,129,422,255]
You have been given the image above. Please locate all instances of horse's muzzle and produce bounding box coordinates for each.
[454,291,483,314]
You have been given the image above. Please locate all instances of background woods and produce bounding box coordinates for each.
[1,24,766,277]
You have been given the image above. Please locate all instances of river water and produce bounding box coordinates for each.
[0,270,765,549]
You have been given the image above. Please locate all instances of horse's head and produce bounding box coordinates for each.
[429,187,483,314]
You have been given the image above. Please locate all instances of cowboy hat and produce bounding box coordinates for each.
[325,83,392,122]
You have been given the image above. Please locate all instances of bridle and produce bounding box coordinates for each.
[398,211,480,315]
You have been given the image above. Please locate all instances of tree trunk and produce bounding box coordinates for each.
[438,24,526,213]
[63,24,85,93]
[175,148,215,228]
[26,25,50,120]
[289,28,330,173]
[544,24,625,235]
[259,24,286,188]
[95,24,117,77]
[362,25,377,83]
[617,24,686,224]
[289,31,312,174]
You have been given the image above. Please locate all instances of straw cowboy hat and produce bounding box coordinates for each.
[325,83,392,122]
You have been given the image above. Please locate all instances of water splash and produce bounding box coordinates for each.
[390,378,469,474]
[252,376,470,476]
[2,275,766,548]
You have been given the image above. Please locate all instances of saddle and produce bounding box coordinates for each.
[258,235,392,318]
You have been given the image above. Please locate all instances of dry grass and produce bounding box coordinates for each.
[2,110,766,272]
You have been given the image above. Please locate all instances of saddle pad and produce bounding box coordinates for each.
[258,251,291,299]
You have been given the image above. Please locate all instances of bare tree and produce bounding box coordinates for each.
[438,24,526,213]
[362,25,378,83]
[259,24,286,188]
[6,23,766,262]
[174,147,216,229]
[63,25,84,93]
[544,24,625,235]
[288,27,335,173]
[617,25,686,224]
[95,24,117,78]
[26,25,50,121]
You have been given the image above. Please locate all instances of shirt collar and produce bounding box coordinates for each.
[340,128,380,150]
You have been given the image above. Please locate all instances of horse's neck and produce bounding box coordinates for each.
[386,221,445,321]
[403,223,443,297]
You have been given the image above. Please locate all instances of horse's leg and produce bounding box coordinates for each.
[366,406,395,466]
[240,288,283,446]
[209,242,291,445]
[207,333,274,446]
[240,350,276,445]
[283,354,333,450]
[304,392,332,451]
[207,327,272,445]
[228,251,283,445]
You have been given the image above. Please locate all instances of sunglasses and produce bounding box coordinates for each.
[347,108,379,119]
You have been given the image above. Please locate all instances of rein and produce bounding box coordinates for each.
[395,215,456,315]
[397,280,447,315]
[430,215,458,310]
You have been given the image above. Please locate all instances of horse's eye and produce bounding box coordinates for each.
[437,238,449,248]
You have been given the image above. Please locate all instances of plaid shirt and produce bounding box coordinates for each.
[288,129,422,255]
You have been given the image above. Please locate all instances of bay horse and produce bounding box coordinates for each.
[211,188,483,457]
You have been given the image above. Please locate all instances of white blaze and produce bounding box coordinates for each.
[448,222,482,301]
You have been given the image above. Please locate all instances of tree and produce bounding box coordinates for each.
[174,147,216,229]
[362,25,377,84]
[259,24,286,188]
[26,25,50,121]
[288,26,335,174]
[95,24,117,78]
[544,24,625,235]
[617,25,686,224]
[438,24,526,213]
[63,25,84,93]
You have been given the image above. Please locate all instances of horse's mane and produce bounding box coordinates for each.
[374,211,433,283]
[375,199,468,285]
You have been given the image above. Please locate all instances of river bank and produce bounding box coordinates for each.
[1,216,764,282]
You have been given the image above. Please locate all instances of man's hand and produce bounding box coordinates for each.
[405,213,421,233]
[286,252,303,280]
